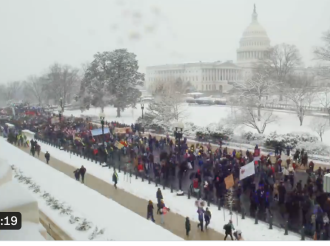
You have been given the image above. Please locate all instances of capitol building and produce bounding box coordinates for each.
[145,5,271,93]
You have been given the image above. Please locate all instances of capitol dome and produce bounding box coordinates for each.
[237,5,271,67]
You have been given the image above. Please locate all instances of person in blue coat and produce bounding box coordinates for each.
[197,207,205,231]
[204,207,212,229]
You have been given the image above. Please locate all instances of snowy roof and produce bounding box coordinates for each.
[147,60,239,69]
[0,222,45,241]
[0,181,36,211]
[187,92,203,95]
[0,138,183,241]
[0,160,11,184]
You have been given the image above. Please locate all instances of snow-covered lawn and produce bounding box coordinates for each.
[0,138,183,241]
[64,104,330,151]
[31,136,303,240]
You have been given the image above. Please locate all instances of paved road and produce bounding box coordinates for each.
[18,146,225,241]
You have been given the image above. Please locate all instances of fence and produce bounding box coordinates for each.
[33,134,312,240]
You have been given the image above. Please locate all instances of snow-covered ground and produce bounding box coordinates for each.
[0,138,183,241]
[64,104,330,148]
[30,136,304,240]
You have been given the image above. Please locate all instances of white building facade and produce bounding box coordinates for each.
[146,61,242,92]
[145,5,271,93]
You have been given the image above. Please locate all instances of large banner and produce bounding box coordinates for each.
[225,174,235,189]
[114,141,124,149]
[91,128,110,136]
[239,161,255,181]
[114,127,131,134]
[51,117,59,124]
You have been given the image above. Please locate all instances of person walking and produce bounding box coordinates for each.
[36,144,41,157]
[223,220,235,240]
[80,165,86,184]
[156,188,163,214]
[185,217,191,236]
[147,200,155,222]
[73,168,80,181]
[204,207,212,229]
[159,199,166,224]
[45,151,50,164]
[112,170,118,189]
[197,207,205,232]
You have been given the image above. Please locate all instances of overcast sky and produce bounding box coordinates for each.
[0,0,329,83]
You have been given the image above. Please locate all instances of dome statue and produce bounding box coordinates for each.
[237,4,271,67]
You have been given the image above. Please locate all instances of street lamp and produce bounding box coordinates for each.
[99,112,106,154]
[173,122,184,158]
[58,107,62,122]
[173,121,184,193]
[140,98,144,119]
[59,97,63,112]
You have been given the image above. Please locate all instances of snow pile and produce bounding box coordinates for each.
[0,138,183,241]
[231,131,266,146]
[296,141,330,156]
[265,131,319,149]
[32,138,303,240]
[11,166,102,240]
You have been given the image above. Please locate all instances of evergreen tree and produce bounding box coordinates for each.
[80,49,144,115]
[106,49,144,117]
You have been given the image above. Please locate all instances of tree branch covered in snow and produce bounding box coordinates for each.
[309,117,329,142]
[314,30,330,63]
[259,43,302,101]
[142,79,188,132]
[43,63,80,106]
[319,88,330,122]
[232,67,277,121]
[265,43,302,82]
[228,106,278,134]
[283,73,316,126]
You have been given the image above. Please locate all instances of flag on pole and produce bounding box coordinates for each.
[239,161,255,181]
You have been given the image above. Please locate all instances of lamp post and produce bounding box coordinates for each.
[174,122,184,160]
[140,98,144,119]
[99,112,105,152]
[59,97,63,111]
[59,97,63,122]
[58,107,62,123]
[174,122,184,193]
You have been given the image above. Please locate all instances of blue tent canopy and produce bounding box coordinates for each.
[91,127,110,136]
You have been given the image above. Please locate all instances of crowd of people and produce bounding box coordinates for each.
[2,109,330,240]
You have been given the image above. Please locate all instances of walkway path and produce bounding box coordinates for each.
[18,146,225,241]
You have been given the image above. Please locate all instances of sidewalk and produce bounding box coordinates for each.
[18,146,225,240]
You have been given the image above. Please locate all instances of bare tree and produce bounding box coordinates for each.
[284,73,315,126]
[143,79,188,131]
[314,30,330,85]
[43,63,80,105]
[314,30,330,63]
[229,105,278,134]
[2,81,21,102]
[232,66,277,121]
[25,76,45,105]
[320,88,330,122]
[309,117,329,142]
[262,43,302,100]
[305,90,316,107]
